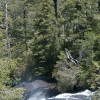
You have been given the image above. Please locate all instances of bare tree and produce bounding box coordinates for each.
[5,0,11,58]
[65,48,78,65]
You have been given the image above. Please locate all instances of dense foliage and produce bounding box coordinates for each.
[0,58,23,100]
[0,0,100,98]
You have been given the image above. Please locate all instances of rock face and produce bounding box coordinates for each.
[14,80,59,100]
[31,80,49,90]
[14,80,49,92]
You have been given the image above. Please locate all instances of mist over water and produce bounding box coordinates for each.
[27,89,94,100]
[27,87,48,100]
[15,80,94,100]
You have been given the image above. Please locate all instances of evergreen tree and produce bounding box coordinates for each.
[0,0,100,96]
[53,0,100,92]
[31,0,59,79]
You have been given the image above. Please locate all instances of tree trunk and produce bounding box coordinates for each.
[5,1,11,58]
[23,7,28,53]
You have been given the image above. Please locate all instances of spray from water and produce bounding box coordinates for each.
[40,89,94,100]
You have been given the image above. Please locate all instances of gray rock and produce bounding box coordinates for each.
[14,80,59,100]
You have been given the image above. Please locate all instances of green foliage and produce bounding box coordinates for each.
[0,58,10,84]
[0,0,100,97]
[0,87,23,100]
[92,89,100,100]
[0,58,23,100]
[53,51,78,92]
[90,61,100,89]
[79,32,95,64]
[94,34,100,62]
[31,0,59,79]
[76,32,99,89]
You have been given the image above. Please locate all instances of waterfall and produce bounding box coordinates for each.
[15,80,95,100]
[27,87,48,100]
[27,89,94,100]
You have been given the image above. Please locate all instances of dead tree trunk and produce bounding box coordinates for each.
[5,1,11,58]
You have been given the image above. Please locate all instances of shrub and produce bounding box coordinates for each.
[52,58,78,92]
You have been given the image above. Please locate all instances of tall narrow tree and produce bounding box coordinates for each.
[5,0,11,58]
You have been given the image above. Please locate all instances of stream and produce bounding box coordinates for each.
[26,89,94,100]
[15,80,98,100]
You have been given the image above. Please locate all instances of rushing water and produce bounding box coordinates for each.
[15,80,95,100]
[27,89,94,100]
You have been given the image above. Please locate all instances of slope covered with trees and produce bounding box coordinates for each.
[0,0,100,98]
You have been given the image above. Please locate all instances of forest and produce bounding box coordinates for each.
[0,0,100,99]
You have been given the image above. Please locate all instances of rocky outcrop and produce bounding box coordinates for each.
[14,80,59,100]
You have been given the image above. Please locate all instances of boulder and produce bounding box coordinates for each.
[14,80,49,92]
[14,80,59,100]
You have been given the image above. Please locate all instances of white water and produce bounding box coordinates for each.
[40,89,94,100]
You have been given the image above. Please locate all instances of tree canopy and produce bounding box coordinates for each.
[0,0,100,98]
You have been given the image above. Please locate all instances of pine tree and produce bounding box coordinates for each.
[53,0,100,91]
[31,0,58,78]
